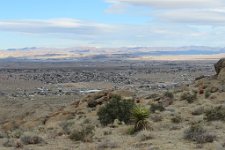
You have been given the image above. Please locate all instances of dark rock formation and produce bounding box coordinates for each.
[214,58,225,75]
[215,58,225,81]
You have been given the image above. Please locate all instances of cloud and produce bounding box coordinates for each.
[106,0,225,25]
[0,18,115,34]
[158,9,225,25]
[0,18,224,48]
[106,0,224,9]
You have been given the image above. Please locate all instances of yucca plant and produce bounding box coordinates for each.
[131,105,150,132]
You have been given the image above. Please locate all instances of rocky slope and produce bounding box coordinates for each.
[1,59,225,150]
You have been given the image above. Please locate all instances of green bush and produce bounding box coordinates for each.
[150,103,165,113]
[132,106,150,131]
[204,106,225,121]
[69,125,95,142]
[184,123,216,143]
[180,92,197,103]
[97,95,135,126]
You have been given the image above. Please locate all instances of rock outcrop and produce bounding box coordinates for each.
[215,58,225,81]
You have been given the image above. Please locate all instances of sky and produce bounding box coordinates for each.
[0,0,225,49]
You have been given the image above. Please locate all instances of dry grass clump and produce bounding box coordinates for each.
[184,123,216,143]
[69,125,95,142]
[204,106,225,121]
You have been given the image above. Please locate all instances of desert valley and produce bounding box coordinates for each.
[0,57,225,150]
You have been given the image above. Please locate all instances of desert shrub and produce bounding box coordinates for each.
[184,123,216,143]
[3,138,23,148]
[97,95,135,126]
[164,91,174,99]
[3,139,15,147]
[171,115,182,123]
[205,90,211,98]
[192,107,204,116]
[180,92,197,103]
[127,126,136,135]
[136,130,154,141]
[69,125,95,142]
[103,129,112,135]
[151,114,162,122]
[150,103,165,113]
[59,120,74,135]
[145,93,160,99]
[20,135,45,145]
[204,106,225,121]
[98,139,119,149]
[0,131,8,139]
[8,129,23,138]
[132,106,150,131]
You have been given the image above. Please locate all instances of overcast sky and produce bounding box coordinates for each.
[0,0,225,49]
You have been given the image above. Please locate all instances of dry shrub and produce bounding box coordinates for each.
[20,135,45,145]
[69,125,95,142]
[150,103,165,113]
[171,114,182,123]
[136,130,154,141]
[180,92,197,103]
[204,106,225,121]
[184,123,216,143]
[98,139,119,149]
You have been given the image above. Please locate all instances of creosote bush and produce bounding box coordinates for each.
[184,123,216,143]
[180,92,197,103]
[132,106,150,132]
[69,125,95,142]
[204,106,225,121]
[97,95,135,126]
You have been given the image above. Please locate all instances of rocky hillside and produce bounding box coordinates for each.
[1,59,225,150]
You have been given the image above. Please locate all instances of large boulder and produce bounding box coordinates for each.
[214,58,225,75]
[215,58,225,81]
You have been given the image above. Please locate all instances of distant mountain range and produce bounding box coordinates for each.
[0,46,225,61]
